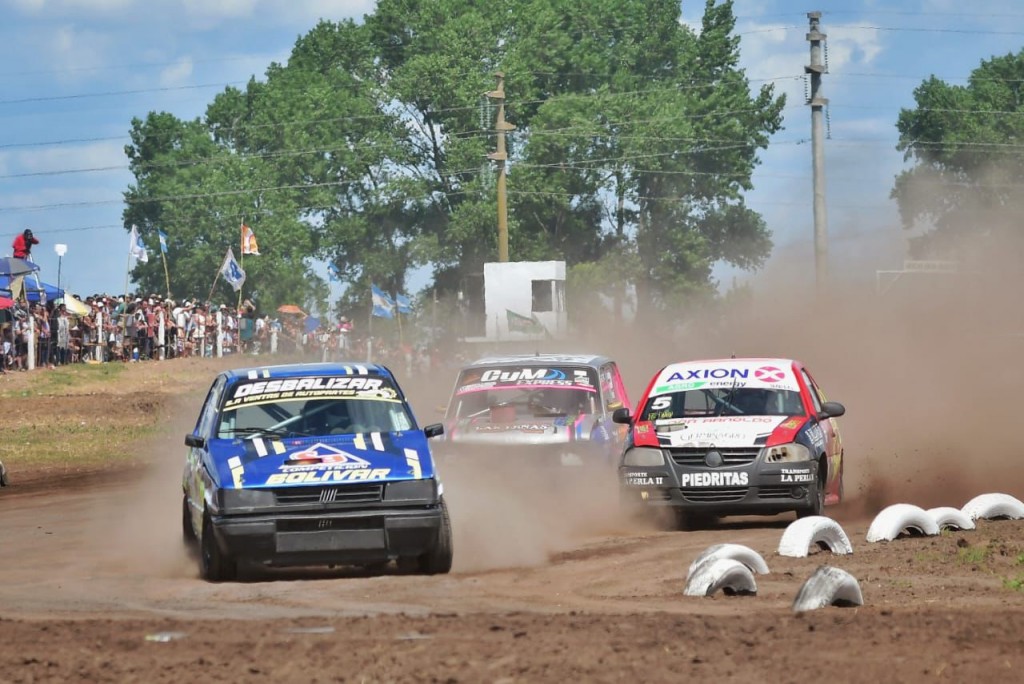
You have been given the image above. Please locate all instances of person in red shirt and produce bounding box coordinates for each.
[12,229,39,259]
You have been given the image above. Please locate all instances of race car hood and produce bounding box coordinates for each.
[652,416,793,448]
[208,431,436,488]
[446,414,593,446]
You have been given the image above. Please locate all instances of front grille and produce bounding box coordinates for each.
[276,517,382,532]
[680,487,748,503]
[668,447,761,467]
[758,485,800,500]
[271,483,383,506]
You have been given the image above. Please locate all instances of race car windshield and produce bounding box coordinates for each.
[450,366,599,420]
[641,387,805,420]
[216,375,414,437]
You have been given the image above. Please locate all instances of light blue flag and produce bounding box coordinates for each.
[327,262,341,282]
[395,293,413,315]
[220,247,246,292]
[158,230,168,254]
[371,284,394,319]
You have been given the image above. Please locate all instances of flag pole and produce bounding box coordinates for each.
[122,232,134,337]
[207,248,226,304]
[396,296,403,347]
[236,219,244,310]
[367,282,374,363]
[160,237,172,299]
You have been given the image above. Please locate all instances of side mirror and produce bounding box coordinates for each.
[612,407,632,425]
[819,401,846,419]
[184,433,206,448]
[423,423,445,439]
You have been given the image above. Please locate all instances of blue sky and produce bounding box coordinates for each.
[0,0,1021,299]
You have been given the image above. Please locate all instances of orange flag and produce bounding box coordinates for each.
[241,224,260,255]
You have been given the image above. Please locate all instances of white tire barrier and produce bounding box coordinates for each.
[687,543,770,577]
[961,493,1024,521]
[777,516,854,558]
[792,565,864,612]
[925,506,976,531]
[684,558,758,597]
[865,503,940,542]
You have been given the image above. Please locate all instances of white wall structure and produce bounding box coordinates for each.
[482,261,567,340]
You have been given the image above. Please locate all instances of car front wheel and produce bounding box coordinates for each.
[416,499,454,575]
[796,460,826,519]
[200,511,237,582]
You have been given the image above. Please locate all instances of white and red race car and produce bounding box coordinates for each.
[614,358,845,527]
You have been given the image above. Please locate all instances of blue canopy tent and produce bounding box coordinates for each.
[0,274,64,303]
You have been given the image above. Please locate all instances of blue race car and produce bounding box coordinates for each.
[182,362,451,581]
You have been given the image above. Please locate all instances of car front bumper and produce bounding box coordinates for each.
[210,505,443,566]
[619,461,818,516]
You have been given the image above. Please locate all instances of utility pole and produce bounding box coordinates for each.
[806,12,829,294]
[486,73,516,262]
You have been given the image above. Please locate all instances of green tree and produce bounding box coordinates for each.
[892,49,1024,258]
[120,0,783,326]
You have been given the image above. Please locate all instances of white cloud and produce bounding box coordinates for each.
[11,140,126,174]
[826,24,883,69]
[159,57,193,88]
[45,24,111,82]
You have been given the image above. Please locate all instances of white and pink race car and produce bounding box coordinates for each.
[614,357,845,528]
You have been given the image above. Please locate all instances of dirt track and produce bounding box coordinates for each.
[2,347,1024,682]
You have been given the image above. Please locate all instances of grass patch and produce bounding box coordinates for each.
[0,423,159,472]
[0,363,126,398]
[1003,575,1024,592]
[956,544,992,566]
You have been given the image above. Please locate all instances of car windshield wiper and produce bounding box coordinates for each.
[227,426,310,438]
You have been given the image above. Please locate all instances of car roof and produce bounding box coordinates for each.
[667,357,799,368]
[651,358,803,391]
[463,353,612,369]
[221,361,393,382]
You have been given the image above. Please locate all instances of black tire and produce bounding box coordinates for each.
[796,459,826,519]
[182,495,197,545]
[675,510,718,532]
[417,499,454,575]
[200,511,237,582]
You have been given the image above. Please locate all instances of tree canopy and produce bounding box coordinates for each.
[122,0,783,323]
[892,48,1024,259]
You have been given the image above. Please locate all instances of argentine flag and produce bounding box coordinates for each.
[371,284,394,319]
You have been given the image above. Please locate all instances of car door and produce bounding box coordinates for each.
[185,376,226,519]
[599,362,631,448]
[799,367,842,498]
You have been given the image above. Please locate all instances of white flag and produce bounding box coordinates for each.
[129,225,149,264]
[220,247,246,291]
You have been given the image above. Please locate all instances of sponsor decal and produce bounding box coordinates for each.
[666,368,751,382]
[266,468,391,485]
[480,368,566,383]
[625,475,664,486]
[754,366,786,383]
[666,430,746,443]
[806,424,826,451]
[780,473,815,483]
[680,472,749,487]
[473,423,551,434]
[781,418,803,429]
[224,376,396,408]
[284,443,371,469]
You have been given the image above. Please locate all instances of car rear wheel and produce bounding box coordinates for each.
[797,459,826,519]
[200,511,237,582]
[416,499,454,575]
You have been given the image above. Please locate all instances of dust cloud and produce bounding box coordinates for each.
[74,216,1024,579]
